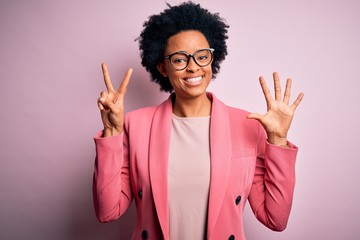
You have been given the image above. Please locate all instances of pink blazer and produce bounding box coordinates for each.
[93,93,298,240]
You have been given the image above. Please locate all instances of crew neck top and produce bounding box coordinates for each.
[168,114,211,239]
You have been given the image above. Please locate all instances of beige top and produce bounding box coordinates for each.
[168,114,211,240]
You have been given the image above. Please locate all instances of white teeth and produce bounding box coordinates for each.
[185,76,202,82]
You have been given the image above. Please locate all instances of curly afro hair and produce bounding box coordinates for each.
[137,1,229,92]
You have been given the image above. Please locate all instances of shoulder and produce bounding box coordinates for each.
[212,94,262,136]
[210,96,261,137]
[225,105,259,128]
[210,92,249,118]
[226,105,250,119]
[124,106,157,130]
[126,106,157,119]
[124,95,172,129]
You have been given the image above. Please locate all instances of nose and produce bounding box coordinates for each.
[186,56,200,72]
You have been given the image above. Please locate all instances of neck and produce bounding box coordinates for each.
[172,93,212,117]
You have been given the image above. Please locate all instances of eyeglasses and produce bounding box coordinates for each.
[164,48,215,71]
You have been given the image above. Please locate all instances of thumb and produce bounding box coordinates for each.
[247,113,262,120]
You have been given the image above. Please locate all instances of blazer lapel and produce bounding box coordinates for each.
[149,95,173,240]
[206,93,232,239]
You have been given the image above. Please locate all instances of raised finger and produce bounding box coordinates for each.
[283,78,292,105]
[259,76,273,107]
[102,63,115,92]
[290,92,304,111]
[273,72,282,101]
[117,68,133,95]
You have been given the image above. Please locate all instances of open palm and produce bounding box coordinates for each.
[247,72,304,146]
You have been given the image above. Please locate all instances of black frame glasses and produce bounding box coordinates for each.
[164,48,215,71]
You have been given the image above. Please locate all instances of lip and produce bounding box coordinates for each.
[183,76,203,86]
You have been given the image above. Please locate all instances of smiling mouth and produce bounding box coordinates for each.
[184,76,202,83]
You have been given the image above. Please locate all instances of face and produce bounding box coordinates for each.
[157,30,213,100]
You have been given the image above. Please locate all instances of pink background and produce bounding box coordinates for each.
[1,0,359,239]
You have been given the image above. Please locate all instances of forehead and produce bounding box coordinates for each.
[165,30,210,54]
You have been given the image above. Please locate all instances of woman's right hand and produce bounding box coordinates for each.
[97,63,133,137]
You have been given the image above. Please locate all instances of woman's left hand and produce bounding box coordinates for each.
[247,72,304,147]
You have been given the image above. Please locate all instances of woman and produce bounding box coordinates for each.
[93,2,304,240]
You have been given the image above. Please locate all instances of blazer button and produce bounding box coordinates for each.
[235,195,241,205]
[141,230,148,239]
[138,189,143,199]
[229,235,235,240]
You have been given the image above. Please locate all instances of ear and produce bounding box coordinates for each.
[157,62,168,77]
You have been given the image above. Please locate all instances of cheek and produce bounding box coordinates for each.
[205,67,213,79]
[168,75,182,88]
[164,64,180,78]
[167,71,183,82]
[166,73,178,86]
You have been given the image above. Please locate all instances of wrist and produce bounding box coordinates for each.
[267,134,288,147]
[103,127,122,137]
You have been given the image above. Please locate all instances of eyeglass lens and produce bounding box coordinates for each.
[170,49,213,70]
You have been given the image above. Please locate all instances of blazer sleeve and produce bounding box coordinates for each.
[248,125,298,231]
[92,130,133,223]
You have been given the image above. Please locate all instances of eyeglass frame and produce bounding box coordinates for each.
[163,48,215,71]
